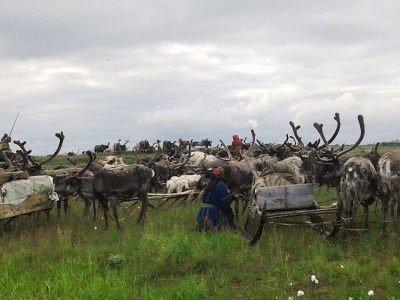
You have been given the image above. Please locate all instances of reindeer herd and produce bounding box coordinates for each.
[0,113,400,238]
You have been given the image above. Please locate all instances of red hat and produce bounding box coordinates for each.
[212,166,225,179]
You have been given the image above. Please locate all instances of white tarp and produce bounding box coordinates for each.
[0,175,59,206]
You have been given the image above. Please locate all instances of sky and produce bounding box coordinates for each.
[1,1,399,155]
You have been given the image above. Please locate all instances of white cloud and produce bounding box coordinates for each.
[247,118,258,129]
[1,0,400,154]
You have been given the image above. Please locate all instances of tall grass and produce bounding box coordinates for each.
[1,189,400,299]
[3,148,400,299]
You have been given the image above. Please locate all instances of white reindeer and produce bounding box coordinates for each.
[166,174,201,193]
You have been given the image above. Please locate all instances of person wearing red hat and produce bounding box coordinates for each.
[196,166,236,231]
[230,134,244,159]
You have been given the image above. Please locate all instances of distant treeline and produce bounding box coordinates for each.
[379,140,400,147]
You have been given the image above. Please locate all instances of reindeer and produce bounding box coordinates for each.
[94,142,110,153]
[42,151,95,218]
[120,139,130,152]
[113,139,122,154]
[307,115,378,231]
[255,134,292,160]
[92,163,154,231]
[13,132,65,175]
[136,140,192,193]
[376,148,400,236]
[289,113,344,185]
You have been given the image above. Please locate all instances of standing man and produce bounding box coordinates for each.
[0,134,11,150]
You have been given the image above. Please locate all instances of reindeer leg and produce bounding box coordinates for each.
[81,196,92,218]
[397,201,400,219]
[388,200,396,237]
[381,199,389,237]
[351,202,361,230]
[92,199,97,221]
[109,197,120,231]
[363,204,369,229]
[57,200,62,219]
[138,192,149,224]
[63,198,69,215]
[234,197,239,220]
[98,197,109,230]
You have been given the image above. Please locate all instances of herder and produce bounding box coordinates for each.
[196,166,236,231]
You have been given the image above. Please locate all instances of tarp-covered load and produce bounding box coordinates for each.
[0,171,30,186]
[0,175,58,219]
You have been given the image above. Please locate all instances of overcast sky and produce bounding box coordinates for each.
[1,1,399,155]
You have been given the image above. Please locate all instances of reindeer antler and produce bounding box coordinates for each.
[289,121,304,148]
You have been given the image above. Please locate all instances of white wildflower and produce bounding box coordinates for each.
[297,290,304,297]
[340,264,344,269]
[348,298,353,300]
[311,275,316,282]
[314,279,319,284]
[289,282,293,286]
[368,290,374,296]
[94,226,97,230]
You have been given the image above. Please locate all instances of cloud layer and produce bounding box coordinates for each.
[1,1,399,155]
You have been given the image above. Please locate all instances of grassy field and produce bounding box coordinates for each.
[1,146,400,299]
[1,190,400,299]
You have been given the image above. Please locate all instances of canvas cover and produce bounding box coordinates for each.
[262,173,297,187]
[0,175,59,206]
[260,168,298,186]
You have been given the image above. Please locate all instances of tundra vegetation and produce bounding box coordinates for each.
[1,147,400,299]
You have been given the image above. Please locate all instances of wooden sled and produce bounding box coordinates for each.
[244,184,341,246]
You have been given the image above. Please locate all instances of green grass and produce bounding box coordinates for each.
[32,152,139,170]
[1,190,400,299]
[2,146,400,299]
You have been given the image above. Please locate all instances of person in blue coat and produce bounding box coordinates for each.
[197,166,236,231]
